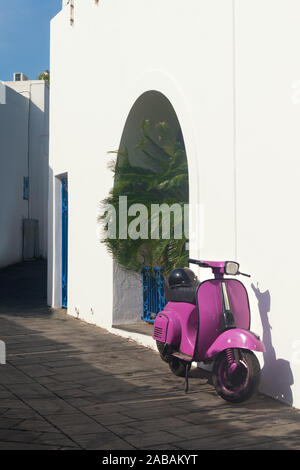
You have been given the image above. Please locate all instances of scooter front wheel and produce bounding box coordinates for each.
[212,349,260,403]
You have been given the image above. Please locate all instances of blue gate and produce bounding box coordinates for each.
[142,267,166,323]
[61,177,68,308]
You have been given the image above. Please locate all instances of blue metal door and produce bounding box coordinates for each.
[142,267,166,323]
[61,178,68,308]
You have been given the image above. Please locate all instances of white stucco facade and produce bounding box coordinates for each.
[49,0,300,408]
[0,79,49,268]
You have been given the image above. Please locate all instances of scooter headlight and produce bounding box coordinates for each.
[225,261,239,275]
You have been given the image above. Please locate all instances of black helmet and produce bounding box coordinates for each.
[168,268,197,288]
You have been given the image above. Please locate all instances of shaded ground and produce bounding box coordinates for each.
[0,261,299,449]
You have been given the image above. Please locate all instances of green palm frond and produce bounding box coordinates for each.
[99,120,189,273]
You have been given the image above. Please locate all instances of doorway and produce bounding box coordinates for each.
[61,177,68,308]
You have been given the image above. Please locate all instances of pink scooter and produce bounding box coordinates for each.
[153,259,265,403]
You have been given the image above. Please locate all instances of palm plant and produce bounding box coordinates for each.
[37,70,50,85]
[100,119,189,274]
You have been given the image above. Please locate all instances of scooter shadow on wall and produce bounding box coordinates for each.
[251,283,294,405]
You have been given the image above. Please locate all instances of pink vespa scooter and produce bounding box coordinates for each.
[153,259,265,403]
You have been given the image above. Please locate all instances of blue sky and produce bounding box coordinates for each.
[0,0,62,81]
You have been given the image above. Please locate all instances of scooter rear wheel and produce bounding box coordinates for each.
[156,341,171,363]
[212,349,260,403]
[168,357,190,377]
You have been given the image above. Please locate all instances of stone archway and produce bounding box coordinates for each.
[112,90,189,326]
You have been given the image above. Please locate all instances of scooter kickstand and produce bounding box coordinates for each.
[185,362,190,394]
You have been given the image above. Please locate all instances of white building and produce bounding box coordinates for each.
[0,76,49,268]
[49,0,300,408]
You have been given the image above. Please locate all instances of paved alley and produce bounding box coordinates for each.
[0,261,299,450]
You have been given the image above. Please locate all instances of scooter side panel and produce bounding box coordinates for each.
[205,328,266,358]
[153,313,169,343]
[152,302,197,358]
[153,302,182,346]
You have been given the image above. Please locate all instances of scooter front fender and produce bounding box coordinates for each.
[205,328,265,359]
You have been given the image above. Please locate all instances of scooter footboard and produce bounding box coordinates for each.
[205,329,265,359]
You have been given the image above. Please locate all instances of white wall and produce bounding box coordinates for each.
[0,80,49,268]
[49,0,234,325]
[234,0,300,406]
[49,0,300,407]
[0,85,28,268]
[113,262,143,326]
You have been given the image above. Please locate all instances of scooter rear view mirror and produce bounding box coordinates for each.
[225,261,239,275]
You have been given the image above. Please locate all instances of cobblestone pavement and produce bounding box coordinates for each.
[0,261,300,450]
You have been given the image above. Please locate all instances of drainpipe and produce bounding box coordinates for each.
[19,82,32,219]
[26,82,31,219]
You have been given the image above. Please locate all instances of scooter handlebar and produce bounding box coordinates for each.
[187,258,199,264]
[188,258,209,267]
[188,258,251,277]
[238,271,251,278]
